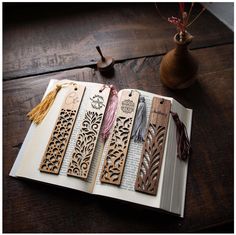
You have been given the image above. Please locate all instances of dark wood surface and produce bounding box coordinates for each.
[3,3,234,233]
[3,3,233,79]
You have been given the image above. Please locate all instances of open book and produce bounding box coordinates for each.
[10,79,192,217]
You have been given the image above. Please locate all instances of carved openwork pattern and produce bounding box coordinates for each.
[40,108,76,174]
[135,123,166,195]
[67,111,103,178]
[135,97,171,196]
[100,116,133,184]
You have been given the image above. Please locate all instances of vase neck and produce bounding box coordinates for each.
[175,43,189,55]
[173,33,193,55]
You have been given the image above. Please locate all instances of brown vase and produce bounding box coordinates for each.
[160,32,198,89]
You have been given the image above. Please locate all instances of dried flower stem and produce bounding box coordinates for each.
[154,2,167,21]
[186,3,194,25]
[154,2,206,40]
[187,7,206,27]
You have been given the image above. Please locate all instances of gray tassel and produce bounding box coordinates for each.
[132,96,147,142]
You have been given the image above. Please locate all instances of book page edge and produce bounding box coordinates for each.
[9,79,58,177]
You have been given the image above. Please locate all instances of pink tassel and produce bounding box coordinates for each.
[101,85,118,141]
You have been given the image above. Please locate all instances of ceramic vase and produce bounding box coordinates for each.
[160,32,198,89]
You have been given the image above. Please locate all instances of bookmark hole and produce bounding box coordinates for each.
[74,87,78,91]
[99,85,106,93]
[160,99,164,104]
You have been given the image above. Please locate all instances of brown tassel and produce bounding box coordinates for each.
[170,111,191,161]
[27,84,62,125]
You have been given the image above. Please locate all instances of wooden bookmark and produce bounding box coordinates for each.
[67,86,111,179]
[135,97,171,196]
[100,90,140,185]
[39,84,86,174]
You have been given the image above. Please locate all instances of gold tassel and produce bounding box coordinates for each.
[27,84,62,125]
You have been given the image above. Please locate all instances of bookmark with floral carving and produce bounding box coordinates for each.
[39,84,86,174]
[135,97,171,195]
[100,90,140,185]
[67,86,111,179]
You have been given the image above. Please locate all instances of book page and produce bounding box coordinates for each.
[12,79,105,193]
[169,100,192,217]
[93,89,173,209]
[159,99,192,217]
[9,79,56,177]
[10,79,193,215]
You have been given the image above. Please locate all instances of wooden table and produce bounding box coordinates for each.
[3,3,234,232]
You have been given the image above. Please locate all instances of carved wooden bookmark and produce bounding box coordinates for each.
[100,90,140,185]
[67,86,111,179]
[39,84,86,174]
[135,97,171,196]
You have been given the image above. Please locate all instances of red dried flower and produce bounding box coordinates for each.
[155,2,206,39]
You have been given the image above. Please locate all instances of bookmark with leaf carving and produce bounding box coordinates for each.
[39,84,86,174]
[67,86,111,179]
[135,97,171,195]
[100,90,140,185]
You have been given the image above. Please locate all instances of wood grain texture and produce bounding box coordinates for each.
[67,87,110,179]
[135,97,171,195]
[100,90,140,185]
[3,43,233,232]
[39,84,86,174]
[3,3,233,79]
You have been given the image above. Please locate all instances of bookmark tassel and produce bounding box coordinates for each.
[27,84,62,125]
[101,85,118,141]
[131,96,147,142]
[170,111,191,161]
